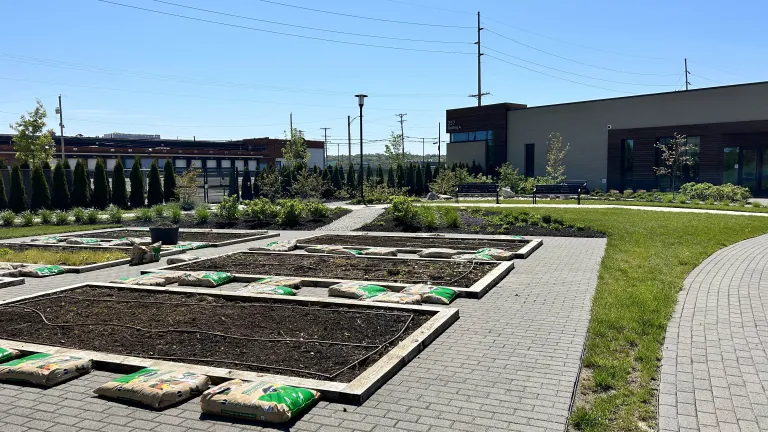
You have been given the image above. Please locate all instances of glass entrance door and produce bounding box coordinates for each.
[742,149,758,192]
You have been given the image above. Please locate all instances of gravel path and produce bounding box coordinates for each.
[315,206,385,231]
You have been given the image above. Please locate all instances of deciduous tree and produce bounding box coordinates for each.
[9,99,55,167]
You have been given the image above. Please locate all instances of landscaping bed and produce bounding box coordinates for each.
[172,252,495,288]
[0,286,433,382]
[64,229,265,243]
[0,244,129,266]
[300,233,529,252]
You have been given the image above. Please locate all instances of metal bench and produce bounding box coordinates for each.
[533,182,587,204]
[456,183,499,204]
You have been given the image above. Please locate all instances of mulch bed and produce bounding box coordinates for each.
[301,234,529,252]
[173,252,495,288]
[0,287,433,383]
[65,230,259,243]
[120,208,351,231]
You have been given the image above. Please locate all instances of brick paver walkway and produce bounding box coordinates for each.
[660,234,768,432]
[0,231,606,432]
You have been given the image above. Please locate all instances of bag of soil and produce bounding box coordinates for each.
[178,271,233,287]
[252,276,302,288]
[250,240,297,252]
[304,245,343,254]
[18,265,65,277]
[106,238,134,247]
[475,248,514,261]
[238,284,297,296]
[130,242,162,266]
[328,282,388,299]
[369,292,421,305]
[361,247,398,257]
[451,253,494,261]
[95,368,210,409]
[65,238,101,245]
[148,270,188,284]
[166,255,201,265]
[417,248,458,259]
[110,274,167,287]
[0,347,20,363]
[34,236,64,244]
[172,242,210,250]
[200,379,319,423]
[128,237,153,246]
[401,284,458,305]
[0,263,17,271]
[0,353,92,386]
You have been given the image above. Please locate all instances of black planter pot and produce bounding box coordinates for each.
[149,226,180,245]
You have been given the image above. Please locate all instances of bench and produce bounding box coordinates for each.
[456,183,499,204]
[533,182,587,204]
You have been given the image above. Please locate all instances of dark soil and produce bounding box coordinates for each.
[302,234,529,252]
[66,229,261,243]
[359,210,606,238]
[0,287,433,382]
[174,252,495,288]
[120,208,351,231]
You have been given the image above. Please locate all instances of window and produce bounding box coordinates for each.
[234,160,244,170]
[87,158,97,170]
[450,130,493,143]
[525,143,535,177]
[220,160,232,169]
[105,159,116,170]
[621,139,634,190]
[141,158,154,169]
[206,159,217,168]
[723,147,739,185]
[190,160,202,168]
[124,158,134,169]
[656,136,700,190]
[247,160,257,171]
[175,159,187,168]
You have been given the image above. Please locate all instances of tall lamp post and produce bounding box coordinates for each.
[354,94,367,204]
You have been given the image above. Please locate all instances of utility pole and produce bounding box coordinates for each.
[396,113,407,158]
[684,58,690,91]
[347,115,352,166]
[56,95,65,161]
[469,11,489,105]
[320,127,331,167]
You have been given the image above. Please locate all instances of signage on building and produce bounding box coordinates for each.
[446,120,462,131]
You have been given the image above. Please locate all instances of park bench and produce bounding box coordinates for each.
[533,181,587,204]
[456,183,499,204]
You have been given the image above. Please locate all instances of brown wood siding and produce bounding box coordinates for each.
[607,120,768,190]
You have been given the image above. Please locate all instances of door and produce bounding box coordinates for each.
[741,149,758,193]
[525,143,535,177]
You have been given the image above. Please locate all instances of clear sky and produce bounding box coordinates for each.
[1,0,764,155]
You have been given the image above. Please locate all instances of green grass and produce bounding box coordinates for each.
[428,198,768,213]
[0,224,120,240]
[475,207,768,431]
[0,247,128,266]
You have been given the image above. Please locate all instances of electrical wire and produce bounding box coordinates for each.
[96,1,475,55]
[688,73,729,86]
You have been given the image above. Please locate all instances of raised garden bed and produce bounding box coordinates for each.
[0,283,457,403]
[296,233,543,258]
[0,244,184,273]
[60,228,278,247]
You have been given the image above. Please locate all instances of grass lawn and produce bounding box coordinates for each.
[0,224,120,240]
[429,198,768,213]
[463,207,768,431]
[0,246,128,266]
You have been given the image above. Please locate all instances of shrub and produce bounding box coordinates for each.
[276,199,304,227]
[676,194,687,204]
[242,198,278,221]
[590,188,605,197]
[54,210,69,225]
[146,160,164,206]
[388,196,418,227]
[71,160,90,208]
[63,159,73,193]
[705,198,715,206]
[85,208,100,224]
[497,163,525,194]
[92,159,110,209]
[176,167,200,210]
[352,183,408,204]
[152,204,166,218]
[751,201,762,208]
[129,156,145,208]
[216,195,240,221]
[107,205,123,223]
[0,169,7,211]
[194,204,210,224]
[112,158,128,208]
[290,169,324,200]
[134,206,154,223]
[439,207,461,228]
[679,182,751,203]
[414,165,424,196]
[0,210,15,226]
[228,165,239,198]
[662,194,674,203]
[417,206,438,229]
[163,159,177,203]
[9,164,27,213]
[39,209,53,224]
[168,203,182,224]
[622,189,633,199]
[241,167,253,200]
[19,210,35,226]
[257,166,284,201]
[71,207,86,223]
[305,201,329,219]
[345,164,357,197]
[30,165,50,211]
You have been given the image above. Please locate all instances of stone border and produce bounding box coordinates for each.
[149,250,514,298]
[0,276,24,288]
[0,282,459,403]
[55,227,279,247]
[294,232,543,259]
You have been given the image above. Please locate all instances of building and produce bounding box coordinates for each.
[445,81,768,195]
[0,134,327,172]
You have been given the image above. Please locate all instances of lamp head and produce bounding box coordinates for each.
[355,94,368,107]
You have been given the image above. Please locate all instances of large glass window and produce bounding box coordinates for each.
[449,130,493,142]
[723,147,739,185]
[621,139,634,190]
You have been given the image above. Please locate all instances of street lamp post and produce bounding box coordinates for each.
[355,94,367,204]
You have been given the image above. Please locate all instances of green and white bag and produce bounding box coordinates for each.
[110,274,167,287]
[250,240,297,252]
[0,353,92,386]
[451,253,494,261]
[65,238,101,245]
[173,242,210,250]
[238,284,297,296]
[251,276,302,288]
[417,248,458,259]
[35,236,64,244]
[166,255,201,265]
[129,242,162,266]
[0,347,20,363]
[106,238,134,247]
[475,248,514,261]
[94,368,210,409]
[369,292,421,305]
[18,265,65,277]
[200,379,319,423]
[402,284,458,305]
[361,247,398,257]
[147,270,188,284]
[178,271,233,287]
[328,282,388,299]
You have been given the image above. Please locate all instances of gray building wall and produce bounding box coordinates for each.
[446,141,486,169]
[506,82,768,189]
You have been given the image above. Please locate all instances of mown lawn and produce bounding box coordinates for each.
[0,224,119,240]
[0,247,128,266]
[474,207,768,431]
[430,198,768,213]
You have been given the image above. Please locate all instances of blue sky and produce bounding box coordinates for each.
[0,0,764,154]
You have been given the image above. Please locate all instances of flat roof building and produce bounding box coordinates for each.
[446,81,768,195]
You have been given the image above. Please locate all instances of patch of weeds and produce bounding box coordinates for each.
[0,210,16,227]
[71,207,87,224]
[19,210,35,227]
[135,207,155,223]
[194,205,210,224]
[38,209,54,225]
[107,205,123,224]
[152,204,166,218]
[85,209,100,224]
[54,211,70,226]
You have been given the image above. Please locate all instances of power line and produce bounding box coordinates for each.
[96,1,475,55]
[484,29,679,77]
[378,0,474,15]
[251,0,473,28]
[152,0,470,44]
[688,73,729,86]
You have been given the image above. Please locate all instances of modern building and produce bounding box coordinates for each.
[0,134,326,172]
[445,81,768,195]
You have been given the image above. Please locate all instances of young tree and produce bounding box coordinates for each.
[366,165,373,184]
[396,164,406,188]
[414,164,424,196]
[424,164,433,193]
[112,158,128,208]
[129,156,145,208]
[252,167,261,198]
[384,132,407,168]
[92,159,110,209]
[51,161,70,210]
[63,159,74,193]
[433,164,440,180]
[70,159,90,208]
[227,165,239,199]
[163,159,177,202]
[376,165,384,186]
[241,166,253,200]
[279,166,292,194]
[30,165,50,210]
[405,164,415,195]
[0,169,7,211]
[9,164,27,213]
[146,159,164,206]
[42,160,53,197]
[282,128,310,169]
[654,133,695,194]
[345,163,356,196]
[9,99,55,167]
[331,165,342,191]
[545,132,570,183]
[386,165,395,188]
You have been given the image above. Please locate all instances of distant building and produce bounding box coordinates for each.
[102,133,162,140]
